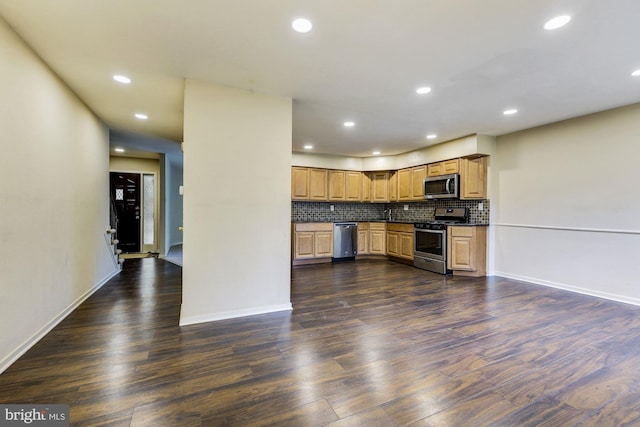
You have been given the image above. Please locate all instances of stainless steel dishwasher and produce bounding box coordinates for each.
[332,222,357,262]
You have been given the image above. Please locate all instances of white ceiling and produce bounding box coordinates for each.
[2,0,640,157]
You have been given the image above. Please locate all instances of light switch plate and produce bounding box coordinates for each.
[404,205,409,211]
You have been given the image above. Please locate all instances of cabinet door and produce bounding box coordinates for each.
[449,235,474,270]
[389,171,398,201]
[315,231,333,257]
[443,159,459,174]
[369,229,386,254]
[400,233,414,260]
[345,171,362,201]
[294,231,314,259]
[371,171,389,202]
[291,167,309,200]
[460,157,487,199]
[309,168,328,200]
[357,229,368,254]
[411,166,426,199]
[328,170,346,201]
[361,172,371,202]
[397,169,412,200]
[386,232,399,257]
[427,163,443,177]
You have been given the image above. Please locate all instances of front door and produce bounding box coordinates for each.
[110,172,141,253]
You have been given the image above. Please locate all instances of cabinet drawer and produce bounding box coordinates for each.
[449,226,474,237]
[295,222,333,232]
[357,222,369,231]
[369,222,386,230]
[386,223,414,233]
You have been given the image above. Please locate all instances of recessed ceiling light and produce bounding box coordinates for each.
[416,87,431,95]
[372,151,381,155]
[114,147,125,153]
[135,113,148,120]
[544,15,571,30]
[632,69,640,77]
[344,121,355,127]
[503,109,518,115]
[113,75,131,84]
[426,134,437,139]
[292,18,313,33]
[303,144,313,150]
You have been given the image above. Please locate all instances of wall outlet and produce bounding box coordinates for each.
[404,205,409,211]
[330,205,334,211]
[478,202,483,211]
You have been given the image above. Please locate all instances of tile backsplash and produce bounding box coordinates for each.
[292,199,490,224]
[292,202,384,223]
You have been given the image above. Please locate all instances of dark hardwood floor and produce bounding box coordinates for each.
[2,258,640,426]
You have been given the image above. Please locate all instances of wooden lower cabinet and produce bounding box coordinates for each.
[386,223,414,261]
[369,223,386,255]
[357,223,369,254]
[447,226,486,277]
[315,231,333,257]
[293,223,333,261]
[357,222,386,256]
[294,231,315,258]
[400,233,414,258]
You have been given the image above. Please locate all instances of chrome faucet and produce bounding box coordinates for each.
[384,208,393,221]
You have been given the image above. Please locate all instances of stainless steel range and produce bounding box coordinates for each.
[414,207,468,274]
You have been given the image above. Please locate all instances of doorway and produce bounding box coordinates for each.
[110,172,157,253]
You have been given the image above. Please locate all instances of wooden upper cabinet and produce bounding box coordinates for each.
[328,170,346,201]
[309,168,328,200]
[370,171,390,202]
[291,167,309,200]
[411,165,426,200]
[427,159,459,177]
[293,156,486,202]
[389,171,398,201]
[427,163,443,177]
[397,168,412,200]
[443,159,459,174]
[361,172,371,202]
[291,167,328,201]
[345,171,362,201]
[460,157,487,199]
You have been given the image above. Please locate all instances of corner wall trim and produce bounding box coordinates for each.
[179,303,293,327]
[0,269,120,375]
[494,223,640,235]
[494,271,640,307]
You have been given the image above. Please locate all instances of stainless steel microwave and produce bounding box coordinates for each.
[424,173,459,199]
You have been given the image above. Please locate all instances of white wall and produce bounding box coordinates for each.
[293,134,494,171]
[493,103,640,304]
[181,80,292,325]
[0,18,117,372]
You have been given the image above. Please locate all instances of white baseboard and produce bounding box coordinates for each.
[495,271,640,307]
[179,303,293,326]
[0,269,120,375]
